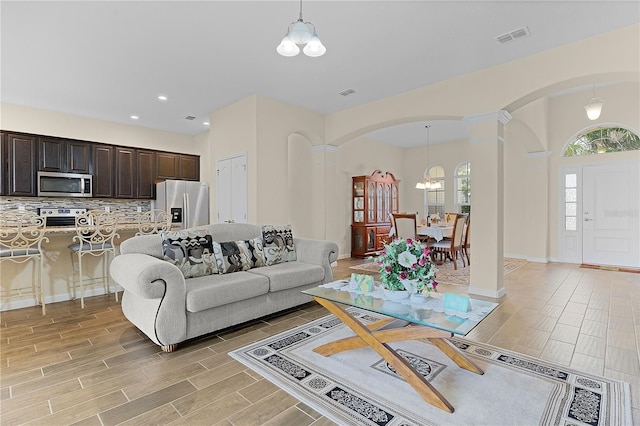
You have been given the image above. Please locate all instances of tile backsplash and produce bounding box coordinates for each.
[0,197,152,222]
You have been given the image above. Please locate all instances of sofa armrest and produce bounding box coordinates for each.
[293,238,339,284]
[110,253,188,346]
[110,253,186,299]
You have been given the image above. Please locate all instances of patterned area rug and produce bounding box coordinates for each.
[350,257,529,286]
[230,309,631,426]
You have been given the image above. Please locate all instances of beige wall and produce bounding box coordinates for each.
[0,103,196,153]
[255,96,325,225]
[208,95,258,223]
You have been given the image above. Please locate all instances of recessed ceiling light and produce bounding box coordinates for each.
[130,115,139,120]
[157,94,168,102]
[203,121,210,126]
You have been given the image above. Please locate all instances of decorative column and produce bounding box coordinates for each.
[463,111,511,299]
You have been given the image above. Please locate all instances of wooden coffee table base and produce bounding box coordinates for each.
[312,296,484,414]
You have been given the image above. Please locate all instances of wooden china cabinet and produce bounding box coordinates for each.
[351,170,400,257]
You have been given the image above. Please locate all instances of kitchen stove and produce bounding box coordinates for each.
[38,208,87,227]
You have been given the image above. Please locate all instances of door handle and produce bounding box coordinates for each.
[584,218,593,221]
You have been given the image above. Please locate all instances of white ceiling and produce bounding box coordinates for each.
[1,1,638,145]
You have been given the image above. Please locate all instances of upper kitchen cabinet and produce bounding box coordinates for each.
[156,152,180,180]
[7,133,37,196]
[114,147,155,199]
[136,149,156,199]
[92,144,115,198]
[115,147,136,198]
[179,155,200,181]
[38,136,91,173]
[156,152,200,181]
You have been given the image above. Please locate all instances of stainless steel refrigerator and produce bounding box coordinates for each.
[153,180,209,229]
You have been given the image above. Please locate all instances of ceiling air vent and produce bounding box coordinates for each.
[496,26,530,44]
[184,115,196,120]
[338,88,356,97]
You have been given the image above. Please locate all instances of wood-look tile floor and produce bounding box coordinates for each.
[1,259,639,425]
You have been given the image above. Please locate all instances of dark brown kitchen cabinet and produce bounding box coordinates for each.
[38,137,91,173]
[7,133,37,196]
[92,144,115,198]
[156,152,180,180]
[0,130,200,199]
[179,155,199,180]
[136,149,156,199]
[156,152,199,181]
[115,147,136,198]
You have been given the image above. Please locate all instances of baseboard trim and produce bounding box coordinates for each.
[0,285,122,312]
[467,285,507,299]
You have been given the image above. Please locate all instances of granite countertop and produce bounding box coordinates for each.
[43,223,141,235]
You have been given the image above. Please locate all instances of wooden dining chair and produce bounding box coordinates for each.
[462,216,470,265]
[430,214,466,270]
[390,213,418,241]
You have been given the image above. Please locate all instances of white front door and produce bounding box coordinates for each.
[216,154,248,224]
[582,162,640,267]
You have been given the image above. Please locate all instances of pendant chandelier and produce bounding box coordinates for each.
[276,0,326,57]
[416,124,442,190]
[584,84,604,120]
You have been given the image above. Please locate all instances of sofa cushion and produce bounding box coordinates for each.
[161,229,218,278]
[185,272,269,312]
[213,237,265,274]
[262,224,296,265]
[248,261,324,292]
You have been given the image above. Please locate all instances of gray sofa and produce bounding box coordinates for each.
[110,223,338,351]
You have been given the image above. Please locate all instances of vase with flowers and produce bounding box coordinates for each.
[374,238,438,300]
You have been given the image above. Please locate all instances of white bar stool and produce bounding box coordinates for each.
[0,210,49,315]
[68,210,120,308]
[135,209,171,236]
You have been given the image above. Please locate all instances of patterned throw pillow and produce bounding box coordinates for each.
[213,237,266,274]
[161,229,218,278]
[262,224,296,266]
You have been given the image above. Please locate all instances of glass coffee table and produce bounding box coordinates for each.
[302,284,498,413]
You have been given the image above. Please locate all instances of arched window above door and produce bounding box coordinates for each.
[563,126,640,157]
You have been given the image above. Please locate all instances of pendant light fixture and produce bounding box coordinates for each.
[415,125,442,190]
[584,84,604,120]
[276,0,326,57]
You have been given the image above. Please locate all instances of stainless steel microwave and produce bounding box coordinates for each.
[37,171,93,197]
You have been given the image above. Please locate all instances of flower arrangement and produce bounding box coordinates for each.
[374,238,438,294]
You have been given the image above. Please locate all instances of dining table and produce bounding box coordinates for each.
[417,225,453,242]
[388,225,454,242]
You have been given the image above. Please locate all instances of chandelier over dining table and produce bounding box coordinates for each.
[415,124,442,190]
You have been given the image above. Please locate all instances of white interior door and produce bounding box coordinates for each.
[216,154,247,224]
[230,155,247,223]
[582,162,640,267]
